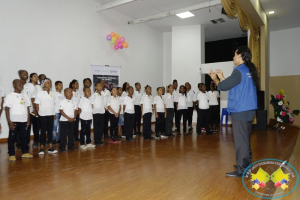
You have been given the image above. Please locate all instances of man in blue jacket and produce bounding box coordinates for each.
[209,46,259,177]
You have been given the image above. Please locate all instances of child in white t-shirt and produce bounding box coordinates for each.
[207,83,220,132]
[79,87,95,149]
[140,85,154,140]
[35,78,58,154]
[164,85,175,137]
[69,79,80,142]
[90,82,105,145]
[196,84,213,135]
[52,81,64,144]
[107,87,121,143]
[59,88,78,152]
[133,82,142,135]
[175,85,188,136]
[4,79,33,161]
[117,87,125,140]
[123,86,135,141]
[154,87,166,138]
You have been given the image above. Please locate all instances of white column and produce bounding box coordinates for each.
[163,32,172,87]
[172,25,203,90]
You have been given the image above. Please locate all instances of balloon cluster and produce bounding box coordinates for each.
[106,32,129,50]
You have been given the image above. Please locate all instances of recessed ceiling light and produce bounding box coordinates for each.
[176,11,195,19]
[269,11,275,14]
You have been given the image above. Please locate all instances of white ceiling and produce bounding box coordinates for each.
[95,0,246,42]
[95,0,300,40]
[259,0,300,31]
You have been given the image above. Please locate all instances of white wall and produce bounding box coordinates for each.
[0,0,163,139]
[163,32,172,87]
[270,27,300,77]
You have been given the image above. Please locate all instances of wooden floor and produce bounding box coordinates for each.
[0,125,299,200]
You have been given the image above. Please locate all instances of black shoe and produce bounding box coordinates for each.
[60,148,66,153]
[188,127,193,131]
[68,147,78,150]
[234,165,238,169]
[168,133,174,137]
[95,141,105,146]
[126,138,135,141]
[177,132,181,136]
[155,134,160,138]
[32,142,39,148]
[197,132,202,136]
[225,170,243,177]
[53,140,57,145]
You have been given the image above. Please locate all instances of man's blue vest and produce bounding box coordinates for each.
[227,64,257,113]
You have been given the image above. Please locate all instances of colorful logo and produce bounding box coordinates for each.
[242,159,299,199]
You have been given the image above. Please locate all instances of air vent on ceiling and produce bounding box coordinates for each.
[210,18,226,24]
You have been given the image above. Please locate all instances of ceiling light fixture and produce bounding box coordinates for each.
[176,11,195,19]
[269,11,274,14]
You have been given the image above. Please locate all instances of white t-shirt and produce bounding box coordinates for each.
[59,99,78,122]
[154,95,165,113]
[33,84,43,98]
[101,89,111,109]
[72,90,81,105]
[123,96,135,114]
[79,97,93,120]
[140,94,153,115]
[207,91,219,106]
[34,91,55,116]
[53,91,64,114]
[193,90,201,102]
[186,90,195,108]
[197,92,209,109]
[107,96,120,114]
[14,83,35,112]
[175,93,188,110]
[164,93,174,109]
[119,96,124,114]
[122,91,128,98]
[133,90,143,106]
[4,92,30,122]
[90,93,105,114]
[173,89,179,102]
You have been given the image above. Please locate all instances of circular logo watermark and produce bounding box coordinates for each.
[242,159,299,199]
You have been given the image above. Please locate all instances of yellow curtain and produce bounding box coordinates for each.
[221,0,260,76]
[221,0,259,124]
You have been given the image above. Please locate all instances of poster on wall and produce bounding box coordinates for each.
[91,65,121,91]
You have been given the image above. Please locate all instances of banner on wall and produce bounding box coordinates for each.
[91,65,121,91]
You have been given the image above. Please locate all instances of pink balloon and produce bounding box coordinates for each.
[116,38,121,44]
[114,45,119,50]
[118,43,123,48]
[120,37,125,43]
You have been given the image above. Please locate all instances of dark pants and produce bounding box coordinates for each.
[32,115,40,143]
[155,112,165,134]
[16,114,33,147]
[74,115,79,140]
[8,122,29,156]
[166,108,174,135]
[187,107,194,127]
[174,103,179,129]
[197,109,212,134]
[103,111,109,136]
[134,105,141,133]
[80,119,92,145]
[125,113,135,139]
[143,113,152,139]
[40,115,54,146]
[59,121,75,149]
[209,105,219,128]
[196,107,205,133]
[109,114,119,138]
[93,113,104,144]
[177,109,187,132]
[232,119,253,173]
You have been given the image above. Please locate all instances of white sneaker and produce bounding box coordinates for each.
[80,145,87,149]
[161,135,168,138]
[48,148,58,154]
[86,144,96,148]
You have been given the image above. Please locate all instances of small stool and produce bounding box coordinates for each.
[220,108,229,128]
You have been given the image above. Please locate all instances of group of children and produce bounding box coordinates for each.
[0,70,220,162]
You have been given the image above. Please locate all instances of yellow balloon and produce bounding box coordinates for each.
[111,37,116,42]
